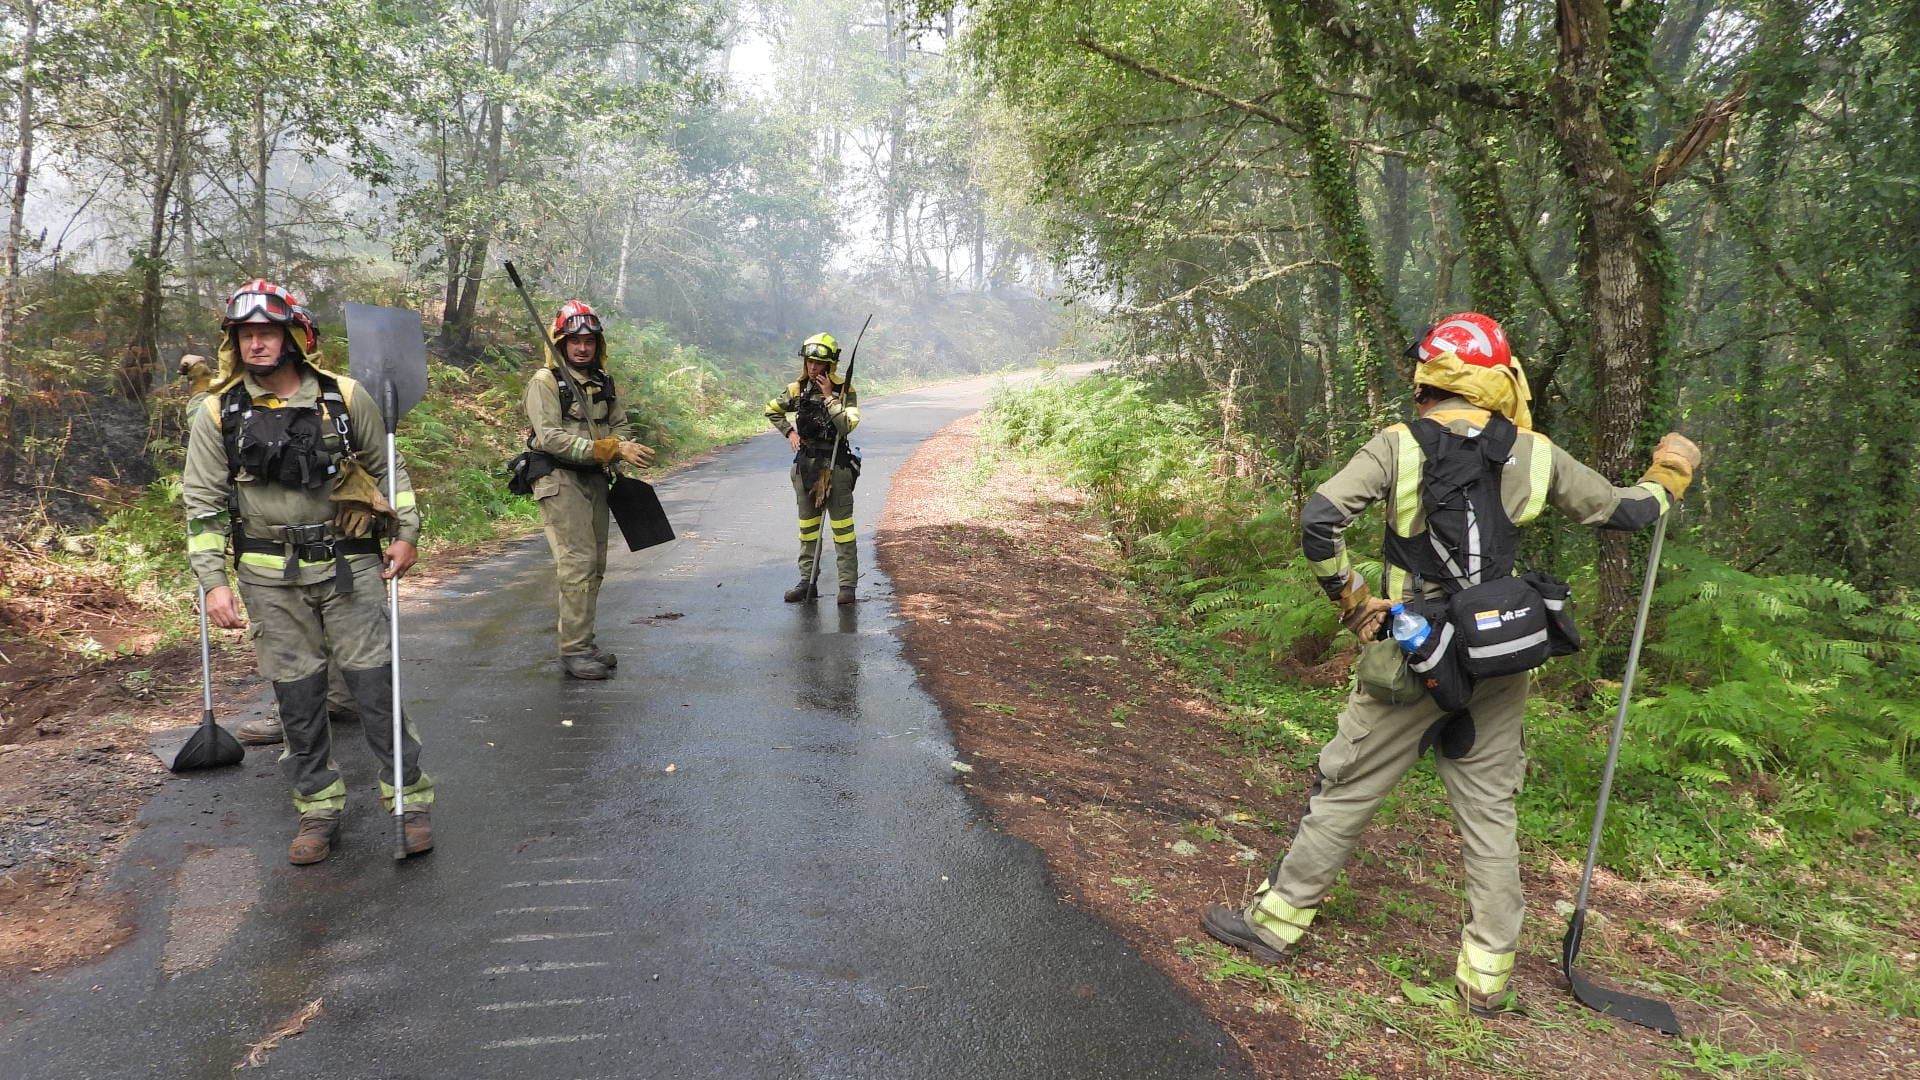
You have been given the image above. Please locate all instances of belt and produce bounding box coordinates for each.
[236,527,382,592]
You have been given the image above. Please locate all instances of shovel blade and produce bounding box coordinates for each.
[153,712,246,772]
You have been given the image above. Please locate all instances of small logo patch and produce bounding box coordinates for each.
[1474,610,1502,631]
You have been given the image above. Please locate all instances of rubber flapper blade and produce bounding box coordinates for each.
[1562,913,1683,1034]
[166,709,245,771]
[608,476,674,552]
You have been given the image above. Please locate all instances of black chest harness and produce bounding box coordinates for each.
[1383,413,1581,712]
[506,368,620,496]
[218,372,380,586]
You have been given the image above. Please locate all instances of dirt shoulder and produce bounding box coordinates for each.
[0,528,533,979]
[876,414,1920,1080]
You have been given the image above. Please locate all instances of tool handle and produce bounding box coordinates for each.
[1571,511,1670,916]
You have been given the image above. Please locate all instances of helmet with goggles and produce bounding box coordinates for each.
[799,332,840,364]
[221,278,318,356]
[550,300,603,339]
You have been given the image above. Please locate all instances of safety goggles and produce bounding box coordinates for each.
[224,289,296,324]
[557,312,603,337]
[800,343,838,360]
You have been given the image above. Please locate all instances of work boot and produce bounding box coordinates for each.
[560,653,610,680]
[287,811,340,865]
[783,581,818,603]
[235,716,284,746]
[591,648,618,671]
[401,808,435,856]
[836,586,856,606]
[1201,903,1292,965]
[1458,983,1519,1018]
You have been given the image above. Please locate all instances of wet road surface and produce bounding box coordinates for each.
[0,372,1250,1079]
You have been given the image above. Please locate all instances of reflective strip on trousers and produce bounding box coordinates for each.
[379,771,436,811]
[830,515,855,543]
[1249,884,1317,945]
[798,514,822,541]
[1455,938,1515,995]
[293,776,348,814]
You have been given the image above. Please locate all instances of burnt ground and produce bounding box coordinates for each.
[876,414,1920,1080]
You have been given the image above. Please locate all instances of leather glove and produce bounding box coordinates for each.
[1343,598,1395,641]
[618,440,656,467]
[330,457,395,539]
[808,468,831,510]
[1641,431,1701,499]
[589,436,622,465]
[1332,569,1393,640]
[179,354,214,396]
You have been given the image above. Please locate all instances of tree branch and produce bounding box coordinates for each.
[1073,38,1300,134]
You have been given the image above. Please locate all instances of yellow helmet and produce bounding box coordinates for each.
[799,332,841,365]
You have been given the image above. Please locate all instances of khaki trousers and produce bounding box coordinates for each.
[1265,671,1531,962]
[790,462,856,587]
[538,471,611,656]
[238,564,431,814]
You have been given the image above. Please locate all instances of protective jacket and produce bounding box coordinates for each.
[183,363,419,592]
[523,362,630,497]
[1302,397,1671,604]
[765,374,859,460]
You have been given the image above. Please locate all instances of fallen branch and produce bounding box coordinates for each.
[234,998,324,1071]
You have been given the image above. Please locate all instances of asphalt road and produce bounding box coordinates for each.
[0,370,1250,1080]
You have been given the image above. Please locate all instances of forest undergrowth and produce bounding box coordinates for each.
[984,370,1920,1031]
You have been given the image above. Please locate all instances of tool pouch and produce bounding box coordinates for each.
[1404,599,1474,711]
[1522,569,1582,658]
[1448,575,1552,679]
[506,443,558,497]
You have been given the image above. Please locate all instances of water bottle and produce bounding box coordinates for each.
[1390,603,1431,654]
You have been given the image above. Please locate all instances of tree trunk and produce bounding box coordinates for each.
[121,63,186,405]
[1262,1,1399,415]
[252,85,269,271]
[614,201,633,310]
[0,0,38,488]
[442,0,516,359]
[1549,0,1670,632]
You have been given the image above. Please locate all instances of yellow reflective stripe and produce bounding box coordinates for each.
[1455,940,1515,995]
[1249,886,1317,945]
[1385,564,1410,600]
[293,778,348,814]
[238,552,361,571]
[797,515,822,527]
[394,490,416,511]
[1637,480,1672,515]
[1391,425,1421,537]
[798,532,821,541]
[1308,555,1346,578]
[829,516,854,529]
[187,531,225,553]
[379,772,436,808]
[1516,433,1553,524]
[571,436,592,457]
[842,406,860,429]
[832,531,855,543]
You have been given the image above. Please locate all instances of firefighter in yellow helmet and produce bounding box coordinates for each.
[180,279,432,865]
[1200,313,1701,1015]
[765,332,861,604]
[521,300,655,679]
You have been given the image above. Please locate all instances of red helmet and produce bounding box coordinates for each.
[550,300,603,339]
[222,278,317,355]
[1411,313,1510,368]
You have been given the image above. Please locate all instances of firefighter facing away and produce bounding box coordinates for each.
[1200,313,1701,1015]
[522,300,655,680]
[765,332,861,605]
[181,279,435,865]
